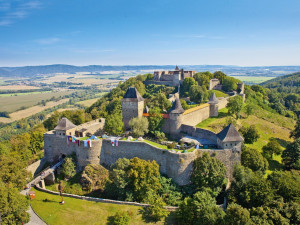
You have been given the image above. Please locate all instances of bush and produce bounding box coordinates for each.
[61,157,76,179]
[110,211,130,225]
[240,125,260,144]
[167,142,175,149]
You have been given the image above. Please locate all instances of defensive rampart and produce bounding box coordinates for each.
[180,97,229,127]
[44,134,240,185]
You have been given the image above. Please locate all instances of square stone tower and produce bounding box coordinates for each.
[122,87,144,129]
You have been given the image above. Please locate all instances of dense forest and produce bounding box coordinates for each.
[0,71,299,224]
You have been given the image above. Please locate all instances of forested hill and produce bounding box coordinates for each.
[261,72,300,93]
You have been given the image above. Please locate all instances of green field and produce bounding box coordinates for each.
[0,91,74,113]
[231,76,276,84]
[0,91,51,97]
[31,188,175,225]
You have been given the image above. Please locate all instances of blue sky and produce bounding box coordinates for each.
[0,0,299,66]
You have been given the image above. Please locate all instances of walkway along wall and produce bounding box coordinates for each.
[44,133,240,185]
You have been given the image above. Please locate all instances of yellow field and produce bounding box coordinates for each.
[0,91,74,113]
[40,74,120,86]
[0,85,40,90]
[0,99,69,123]
[77,98,101,107]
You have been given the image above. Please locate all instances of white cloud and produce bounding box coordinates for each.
[0,0,42,27]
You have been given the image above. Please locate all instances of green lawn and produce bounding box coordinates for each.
[144,139,169,150]
[31,188,175,225]
[211,90,229,98]
[196,108,229,129]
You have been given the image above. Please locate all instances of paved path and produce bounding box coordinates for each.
[20,160,64,225]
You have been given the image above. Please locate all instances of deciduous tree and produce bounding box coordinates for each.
[262,139,282,160]
[104,113,124,135]
[177,190,225,225]
[191,153,227,195]
[242,147,268,172]
[282,138,300,170]
[129,117,149,137]
[224,204,252,225]
[227,95,243,119]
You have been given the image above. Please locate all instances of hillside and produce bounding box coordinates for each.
[197,105,295,173]
[261,72,300,93]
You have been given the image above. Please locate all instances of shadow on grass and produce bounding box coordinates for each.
[217,111,228,118]
[268,159,283,171]
[273,138,291,148]
[139,208,177,225]
[106,216,114,225]
[34,198,58,204]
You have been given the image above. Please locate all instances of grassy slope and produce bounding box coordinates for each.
[31,188,175,225]
[196,105,294,173]
[211,90,229,98]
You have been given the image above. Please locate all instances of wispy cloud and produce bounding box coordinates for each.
[0,0,42,27]
[35,37,61,45]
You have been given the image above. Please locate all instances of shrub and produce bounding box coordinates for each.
[110,211,130,225]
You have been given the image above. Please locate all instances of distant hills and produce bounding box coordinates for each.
[0,64,300,77]
[261,72,300,93]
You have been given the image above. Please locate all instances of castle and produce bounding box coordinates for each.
[152,66,196,86]
[44,85,244,185]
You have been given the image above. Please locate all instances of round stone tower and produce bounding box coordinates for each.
[121,87,144,130]
[208,92,219,117]
[169,98,185,138]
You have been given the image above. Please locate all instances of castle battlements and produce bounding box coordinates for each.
[44,84,244,185]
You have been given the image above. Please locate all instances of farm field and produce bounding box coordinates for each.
[0,85,40,90]
[77,93,105,107]
[0,90,74,113]
[231,76,276,84]
[40,74,120,86]
[0,91,51,97]
[0,98,70,123]
[77,98,99,107]
[31,188,175,225]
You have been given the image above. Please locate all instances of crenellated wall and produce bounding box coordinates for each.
[44,134,240,185]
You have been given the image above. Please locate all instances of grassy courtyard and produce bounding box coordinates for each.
[31,188,175,225]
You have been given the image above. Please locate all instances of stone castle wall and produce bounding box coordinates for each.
[44,132,102,168]
[44,135,240,185]
[179,97,229,127]
[76,119,105,136]
[182,106,210,126]
[218,97,229,109]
